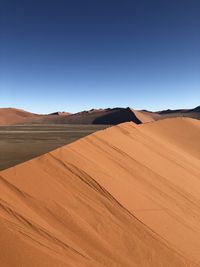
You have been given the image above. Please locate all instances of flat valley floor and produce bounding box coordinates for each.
[0,124,108,170]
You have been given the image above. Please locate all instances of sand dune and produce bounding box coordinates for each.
[0,124,107,171]
[130,108,157,123]
[0,108,39,125]
[21,107,156,125]
[1,106,199,125]
[0,118,200,266]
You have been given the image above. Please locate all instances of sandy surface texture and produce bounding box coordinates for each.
[0,118,200,266]
[0,124,107,170]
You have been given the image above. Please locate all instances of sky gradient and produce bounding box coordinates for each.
[0,0,200,113]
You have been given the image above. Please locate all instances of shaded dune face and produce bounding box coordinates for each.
[0,118,200,266]
[92,108,142,124]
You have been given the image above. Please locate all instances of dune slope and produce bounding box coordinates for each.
[0,118,200,266]
[20,107,156,125]
[0,108,39,125]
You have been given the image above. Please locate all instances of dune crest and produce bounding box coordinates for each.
[0,118,200,266]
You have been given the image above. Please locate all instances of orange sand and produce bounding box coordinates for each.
[130,109,156,123]
[0,118,200,266]
[0,108,38,125]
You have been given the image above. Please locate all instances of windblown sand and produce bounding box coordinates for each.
[0,118,200,266]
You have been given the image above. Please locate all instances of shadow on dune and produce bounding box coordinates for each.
[93,108,141,124]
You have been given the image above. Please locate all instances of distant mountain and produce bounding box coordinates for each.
[158,109,187,115]
[156,106,200,120]
[188,106,200,112]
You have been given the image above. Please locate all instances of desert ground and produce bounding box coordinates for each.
[0,124,108,170]
[0,117,200,266]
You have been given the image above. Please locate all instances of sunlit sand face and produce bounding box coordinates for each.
[0,118,199,266]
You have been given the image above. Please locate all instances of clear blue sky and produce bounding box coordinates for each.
[0,0,199,113]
